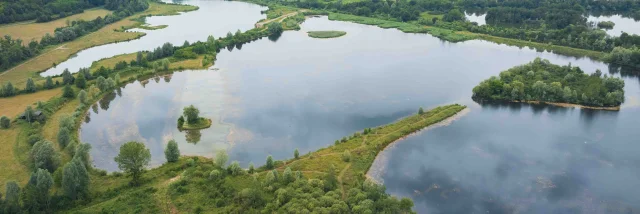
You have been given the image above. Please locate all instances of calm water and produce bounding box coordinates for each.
[81,14,640,213]
[588,14,640,37]
[465,12,486,26]
[40,0,266,76]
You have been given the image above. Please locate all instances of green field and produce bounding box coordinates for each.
[307,30,346,38]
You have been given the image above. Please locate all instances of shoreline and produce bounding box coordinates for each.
[518,100,620,111]
[365,107,471,184]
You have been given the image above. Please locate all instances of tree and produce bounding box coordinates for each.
[283,167,294,184]
[136,51,144,65]
[62,158,89,200]
[24,106,35,123]
[3,81,15,97]
[45,76,54,89]
[268,22,283,35]
[114,141,151,186]
[97,76,108,91]
[63,84,75,98]
[324,164,338,191]
[164,139,180,163]
[183,105,200,124]
[75,73,86,89]
[74,143,92,170]
[228,161,243,176]
[1,115,10,129]
[78,89,87,104]
[26,78,37,93]
[418,107,424,115]
[31,141,61,173]
[4,181,20,213]
[215,149,229,168]
[62,68,74,85]
[248,162,255,174]
[24,169,53,211]
[266,155,274,169]
[342,150,352,162]
[294,149,299,159]
[57,127,71,148]
[443,9,465,22]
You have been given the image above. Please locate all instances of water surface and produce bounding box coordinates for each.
[587,14,640,37]
[41,0,266,76]
[82,16,640,213]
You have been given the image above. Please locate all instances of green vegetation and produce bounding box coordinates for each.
[472,58,625,108]
[307,30,347,38]
[178,105,212,130]
[597,21,615,29]
[604,46,640,69]
[114,141,151,186]
[164,139,180,163]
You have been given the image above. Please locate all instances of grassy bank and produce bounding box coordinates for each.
[307,30,346,38]
[180,118,212,130]
[477,34,606,60]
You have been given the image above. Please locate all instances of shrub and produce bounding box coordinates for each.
[294,149,299,159]
[342,150,352,162]
[31,141,61,173]
[164,140,180,163]
[0,116,10,129]
[228,161,243,176]
[265,155,274,169]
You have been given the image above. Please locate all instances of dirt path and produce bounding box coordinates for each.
[255,9,308,28]
[338,163,351,200]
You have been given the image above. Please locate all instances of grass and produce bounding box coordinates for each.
[307,30,347,38]
[0,126,30,192]
[90,53,138,72]
[0,88,62,118]
[180,118,212,130]
[477,34,606,60]
[265,5,298,19]
[0,2,198,91]
[0,8,111,43]
[137,24,168,30]
[419,11,443,21]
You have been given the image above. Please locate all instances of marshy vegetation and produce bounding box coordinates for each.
[472,58,625,108]
[307,30,346,38]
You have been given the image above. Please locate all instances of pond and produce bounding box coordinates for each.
[587,14,640,37]
[80,11,640,214]
[40,0,266,76]
[465,11,486,26]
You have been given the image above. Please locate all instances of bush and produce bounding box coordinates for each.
[164,140,180,163]
[265,155,274,169]
[228,161,243,176]
[209,170,221,180]
[62,85,75,98]
[0,116,10,129]
[342,150,352,162]
[31,141,61,173]
[294,149,299,159]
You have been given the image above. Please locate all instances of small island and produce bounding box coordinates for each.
[597,21,615,29]
[177,105,212,130]
[307,31,347,38]
[472,58,624,110]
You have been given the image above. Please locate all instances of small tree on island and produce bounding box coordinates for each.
[164,139,180,163]
[114,141,151,186]
[183,105,200,124]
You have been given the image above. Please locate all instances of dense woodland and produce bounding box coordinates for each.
[472,58,625,107]
[0,0,102,24]
[0,0,148,72]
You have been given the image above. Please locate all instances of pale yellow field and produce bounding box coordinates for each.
[0,127,30,192]
[90,53,138,72]
[0,88,62,118]
[0,8,112,43]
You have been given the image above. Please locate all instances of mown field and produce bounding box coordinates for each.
[0,8,112,43]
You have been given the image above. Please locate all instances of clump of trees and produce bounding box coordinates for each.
[165,139,180,163]
[597,21,615,29]
[472,58,625,107]
[604,46,640,69]
[182,105,200,124]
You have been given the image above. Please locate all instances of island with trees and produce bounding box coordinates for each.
[597,21,616,29]
[307,31,347,38]
[472,58,625,110]
[178,105,212,130]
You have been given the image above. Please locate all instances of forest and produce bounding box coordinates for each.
[0,0,103,24]
[0,0,148,73]
[472,58,625,107]
[253,0,640,54]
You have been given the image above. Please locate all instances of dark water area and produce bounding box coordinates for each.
[81,13,640,213]
[40,0,266,76]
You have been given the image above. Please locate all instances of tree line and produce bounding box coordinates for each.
[0,0,148,24]
[472,58,625,107]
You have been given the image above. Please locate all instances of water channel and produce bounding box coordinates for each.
[79,1,640,213]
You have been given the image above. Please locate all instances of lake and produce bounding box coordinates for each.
[588,14,640,37]
[40,0,266,76]
[80,2,640,213]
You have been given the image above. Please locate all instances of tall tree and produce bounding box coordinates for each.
[164,139,180,163]
[114,141,151,186]
[62,158,89,200]
[183,105,200,124]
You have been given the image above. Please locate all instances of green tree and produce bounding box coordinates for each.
[75,73,86,89]
[31,141,61,173]
[342,150,352,162]
[62,68,74,85]
[24,105,36,123]
[215,149,229,168]
[26,77,37,93]
[114,141,151,186]
[228,161,243,176]
[164,139,180,163]
[443,9,465,22]
[24,168,54,211]
[45,76,54,89]
[57,127,71,148]
[62,158,89,200]
[183,105,200,124]
[294,149,299,159]
[136,51,144,65]
[283,167,294,184]
[323,164,338,191]
[73,143,92,170]
[268,22,283,35]
[96,76,108,91]
[265,155,274,169]
[62,84,75,98]
[4,181,20,213]
[78,89,87,104]
[418,107,424,115]
[1,115,10,129]
[3,81,15,97]
[248,162,255,174]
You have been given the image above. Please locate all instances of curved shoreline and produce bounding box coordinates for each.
[366,107,471,184]
[519,100,620,111]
